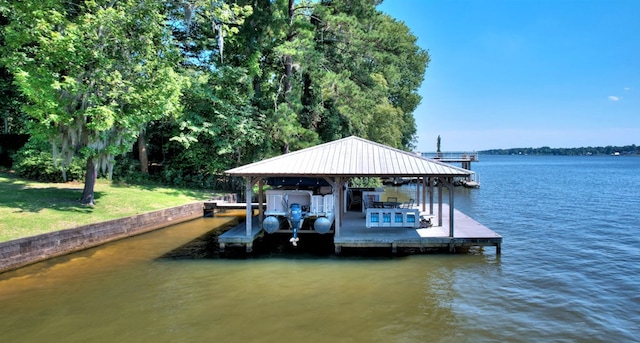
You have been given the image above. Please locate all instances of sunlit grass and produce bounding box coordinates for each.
[0,172,220,242]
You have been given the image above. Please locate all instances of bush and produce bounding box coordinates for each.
[155,164,234,190]
[12,139,85,182]
[349,177,382,188]
[111,154,152,184]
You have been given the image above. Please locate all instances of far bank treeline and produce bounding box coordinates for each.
[0,0,429,204]
[480,145,640,156]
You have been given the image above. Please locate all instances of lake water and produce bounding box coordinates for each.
[1,155,639,342]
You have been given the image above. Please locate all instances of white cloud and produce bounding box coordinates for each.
[624,87,631,91]
[608,95,621,101]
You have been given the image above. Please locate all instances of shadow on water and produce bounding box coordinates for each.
[158,218,485,262]
[159,228,342,261]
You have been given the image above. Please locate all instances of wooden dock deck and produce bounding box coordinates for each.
[218,203,501,254]
[218,216,263,252]
[335,204,500,254]
[203,201,264,217]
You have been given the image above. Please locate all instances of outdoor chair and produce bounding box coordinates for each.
[385,196,399,208]
[402,198,415,209]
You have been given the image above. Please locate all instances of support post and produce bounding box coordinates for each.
[324,177,342,238]
[335,178,344,237]
[429,177,434,215]
[416,177,422,209]
[447,177,455,237]
[437,178,443,227]
[245,178,253,236]
[258,178,264,227]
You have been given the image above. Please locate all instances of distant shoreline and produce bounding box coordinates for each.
[479,145,639,156]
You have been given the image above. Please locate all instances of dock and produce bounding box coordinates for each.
[422,151,479,164]
[217,216,263,252]
[218,203,501,254]
[334,204,500,253]
[203,201,264,217]
[422,151,480,187]
[220,137,499,256]
[461,180,480,188]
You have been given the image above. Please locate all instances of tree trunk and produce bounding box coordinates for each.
[138,129,149,174]
[80,156,96,206]
[282,0,295,97]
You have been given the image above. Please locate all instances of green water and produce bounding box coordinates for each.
[0,216,496,343]
[5,155,638,342]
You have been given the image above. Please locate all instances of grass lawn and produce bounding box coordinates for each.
[0,172,219,242]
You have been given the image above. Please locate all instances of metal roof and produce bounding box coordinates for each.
[225,136,471,178]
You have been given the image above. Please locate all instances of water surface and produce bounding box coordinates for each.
[1,155,639,342]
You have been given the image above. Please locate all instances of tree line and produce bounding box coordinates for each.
[480,145,640,156]
[0,0,429,204]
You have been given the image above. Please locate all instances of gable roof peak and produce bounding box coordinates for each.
[226,135,470,177]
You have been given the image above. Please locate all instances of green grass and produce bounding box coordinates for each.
[0,172,219,242]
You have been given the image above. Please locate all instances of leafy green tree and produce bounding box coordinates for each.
[0,64,26,134]
[166,66,264,187]
[166,0,252,67]
[134,0,254,176]
[2,0,183,205]
[159,0,262,181]
[312,0,429,149]
[0,7,27,134]
[132,0,252,177]
[373,12,429,148]
[228,0,320,155]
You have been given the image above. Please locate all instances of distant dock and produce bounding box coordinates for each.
[422,152,480,188]
[423,151,478,161]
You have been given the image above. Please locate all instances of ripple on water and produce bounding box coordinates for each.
[1,156,639,342]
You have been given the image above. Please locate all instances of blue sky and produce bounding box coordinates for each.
[377,0,640,152]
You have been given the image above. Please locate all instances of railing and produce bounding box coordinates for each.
[421,151,479,161]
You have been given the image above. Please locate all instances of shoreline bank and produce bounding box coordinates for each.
[0,201,205,274]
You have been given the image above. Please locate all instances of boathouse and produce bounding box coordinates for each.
[220,136,501,254]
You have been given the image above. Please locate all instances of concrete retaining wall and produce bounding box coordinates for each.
[0,201,205,274]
